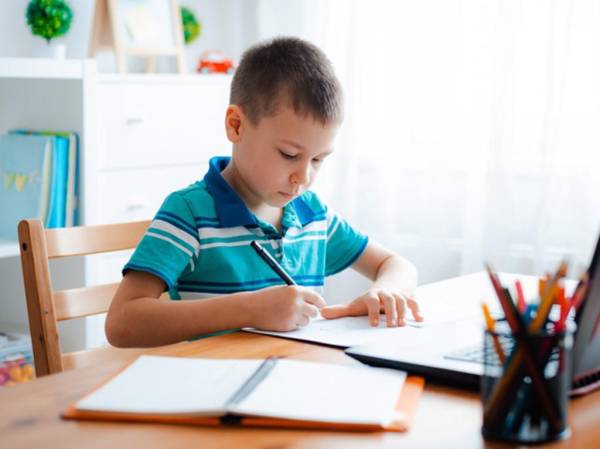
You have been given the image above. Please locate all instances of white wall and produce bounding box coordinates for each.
[0,0,259,73]
[0,0,95,59]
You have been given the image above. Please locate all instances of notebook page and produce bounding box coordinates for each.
[245,315,423,348]
[230,360,406,425]
[76,356,262,415]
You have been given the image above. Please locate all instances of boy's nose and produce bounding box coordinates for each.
[291,164,311,187]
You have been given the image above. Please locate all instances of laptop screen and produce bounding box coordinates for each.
[572,232,600,385]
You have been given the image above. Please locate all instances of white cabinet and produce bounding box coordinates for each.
[95,165,207,224]
[95,78,228,170]
[0,59,232,350]
[89,74,231,227]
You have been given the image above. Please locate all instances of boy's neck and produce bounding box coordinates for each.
[221,159,283,231]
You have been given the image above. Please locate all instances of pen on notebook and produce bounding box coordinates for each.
[250,241,296,285]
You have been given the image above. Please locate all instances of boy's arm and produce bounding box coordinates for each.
[321,240,422,327]
[105,271,326,348]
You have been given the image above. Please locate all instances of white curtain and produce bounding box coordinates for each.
[255,0,600,296]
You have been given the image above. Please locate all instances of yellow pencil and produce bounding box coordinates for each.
[481,303,506,364]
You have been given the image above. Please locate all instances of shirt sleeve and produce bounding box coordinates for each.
[123,192,200,290]
[325,209,369,276]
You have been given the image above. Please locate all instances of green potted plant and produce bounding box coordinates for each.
[26,0,73,59]
[180,6,201,45]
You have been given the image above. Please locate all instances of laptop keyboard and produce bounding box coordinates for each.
[444,337,514,366]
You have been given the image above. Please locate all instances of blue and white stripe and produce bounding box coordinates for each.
[123,156,368,301]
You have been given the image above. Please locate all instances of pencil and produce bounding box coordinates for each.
[570,273,590,312]
[250,241,296,286]
[515,280,526,313]
[529,260,568,331]
[481,303,506,364]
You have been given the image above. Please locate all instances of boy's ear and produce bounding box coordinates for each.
[225,105,245,143]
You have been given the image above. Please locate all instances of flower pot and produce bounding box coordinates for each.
[37,42,66,59]
[48,42,66,59]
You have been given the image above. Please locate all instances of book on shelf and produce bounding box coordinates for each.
[0,130,79,239]
[63,355,425,432]
[0,134,53,240]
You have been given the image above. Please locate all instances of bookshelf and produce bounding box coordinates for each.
[0,58,88,79]
[0,58,232,352]
[0,241,19,258]
[0,59,92,260]
[0,58,94,352]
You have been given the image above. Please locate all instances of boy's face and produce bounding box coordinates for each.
[225,103,338,209]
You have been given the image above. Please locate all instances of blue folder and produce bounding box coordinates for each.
[0,134,53,240]
[10,130,78,228]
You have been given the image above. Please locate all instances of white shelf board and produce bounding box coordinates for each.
[0,58,94,79]
[97,73,233,85]
[0,240,20,259]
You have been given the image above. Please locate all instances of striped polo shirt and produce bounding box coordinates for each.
[124,156,368,300]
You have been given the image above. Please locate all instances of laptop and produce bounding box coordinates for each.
[346,234,600,395]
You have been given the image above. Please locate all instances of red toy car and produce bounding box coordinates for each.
[196,51,235,74]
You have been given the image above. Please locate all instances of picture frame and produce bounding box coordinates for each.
[89,0,186,74]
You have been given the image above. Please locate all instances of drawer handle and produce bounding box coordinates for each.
[125,203,145,212]
[126,117,144,125]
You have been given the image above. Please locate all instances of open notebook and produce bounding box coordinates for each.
[63,355,424,432]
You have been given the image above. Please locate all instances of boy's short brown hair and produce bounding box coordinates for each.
[230,37,343,125]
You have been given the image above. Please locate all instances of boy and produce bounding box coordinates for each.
[105,37,422,348]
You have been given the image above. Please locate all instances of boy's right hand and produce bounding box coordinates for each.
[248,285,326,332]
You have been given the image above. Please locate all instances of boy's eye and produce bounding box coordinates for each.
[279,150,297,160]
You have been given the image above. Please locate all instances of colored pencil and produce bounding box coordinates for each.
[481,303,506,364]
[515,279,526,313]
[483,265,563,432]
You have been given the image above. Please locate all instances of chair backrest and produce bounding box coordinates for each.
[17,219,151,376]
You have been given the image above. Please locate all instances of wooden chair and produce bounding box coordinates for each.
[17,219,165,377]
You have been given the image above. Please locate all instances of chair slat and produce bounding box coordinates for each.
[54,283,120,321]
[45,220,150,258]
[55,286,172,321]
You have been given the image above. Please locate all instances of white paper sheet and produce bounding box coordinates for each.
[76,356,262,415]
[231,359,406,425]
[244,315,425,348]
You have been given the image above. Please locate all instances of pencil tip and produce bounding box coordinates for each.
[558,260,569,278]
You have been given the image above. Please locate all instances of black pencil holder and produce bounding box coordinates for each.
[480,320,575,444]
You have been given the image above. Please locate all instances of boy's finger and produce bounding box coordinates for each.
[296,314,310,327]
[303,292,327,309]
[380,292,397,327]
[406,296,424,322]
[302,303,320,319]
[365,296,381,327]
[394,293,407,326]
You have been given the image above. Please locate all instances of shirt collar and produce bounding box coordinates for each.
[204,156,317,228]
[290,196,317,226]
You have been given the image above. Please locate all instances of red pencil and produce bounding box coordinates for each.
[569,274,589,312]
[515,279,526,313]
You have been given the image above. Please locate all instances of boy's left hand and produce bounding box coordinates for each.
[320,287,423,327]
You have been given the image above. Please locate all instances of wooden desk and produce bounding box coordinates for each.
[1,332,599,449]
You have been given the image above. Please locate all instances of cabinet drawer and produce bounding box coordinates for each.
[96,79,231,169]
[96,164,207,224]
